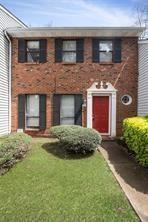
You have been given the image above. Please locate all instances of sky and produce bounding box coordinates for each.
[0,0,147,27]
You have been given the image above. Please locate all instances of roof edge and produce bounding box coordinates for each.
[0,4,27,28]
[6,26,144,38]
[12,26,145,30]
[138,39,148,44]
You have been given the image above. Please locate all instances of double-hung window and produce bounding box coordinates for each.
[27,41,40,62]
[55,39,84,63]
[53,94,83,126]
[18,39,47,63]
[26,95,39,128]
[92,38,121,63]
[18,94,46,130]
[62,40,76,63]
[99,41,113,62]
[60,95,75,125]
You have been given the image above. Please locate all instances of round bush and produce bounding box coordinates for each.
[0,133,32,171]
[50,125,102,153]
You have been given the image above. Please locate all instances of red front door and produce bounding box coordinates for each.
[93,96,109,133]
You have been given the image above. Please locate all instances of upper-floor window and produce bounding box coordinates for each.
[55,39,84,63]
[99,41,113,62]
[92,38,121,63]
[27,41,40,62]
[62,40,76,63]
[18,39,47,63]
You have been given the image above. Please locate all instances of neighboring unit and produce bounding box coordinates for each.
[6,27,144,137]
[0,4,26,135]
[138,40,148,116]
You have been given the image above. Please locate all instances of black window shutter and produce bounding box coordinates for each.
[92,39,99,62]
[39,95,46,129]
[74,94,82,125]
[53,94,61,125]
[18,94,25,129]
[18,39,26,63]
[76,39,84,63]
[113,38,122,63]
[39,39,47,63]
[55,39,62,62]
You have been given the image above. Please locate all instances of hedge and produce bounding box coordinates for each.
[0,133,32,174]
[123,117,148,166]
[50,125,102,154]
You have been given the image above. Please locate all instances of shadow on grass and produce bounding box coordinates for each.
[42,141,94,160]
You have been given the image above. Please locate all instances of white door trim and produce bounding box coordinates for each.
[87,81,117,137]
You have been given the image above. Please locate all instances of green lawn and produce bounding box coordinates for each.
[0,138,138,222]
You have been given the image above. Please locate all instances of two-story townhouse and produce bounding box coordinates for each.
[138,39,148,116]
[0,4,26,135]
[6,27,143,137]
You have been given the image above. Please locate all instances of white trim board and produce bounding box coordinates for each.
[87,81,117,137]
[0,4,27,28]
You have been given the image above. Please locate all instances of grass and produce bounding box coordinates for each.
[0,138,138,222]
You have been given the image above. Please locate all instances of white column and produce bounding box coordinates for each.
[111,92,116,137]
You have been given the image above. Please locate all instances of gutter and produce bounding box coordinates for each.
[4,29,11,134]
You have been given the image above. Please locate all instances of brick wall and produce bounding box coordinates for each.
[11,37,138,136]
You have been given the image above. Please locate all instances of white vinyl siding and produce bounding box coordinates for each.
[0,6,25,135]
[138,41,148,116]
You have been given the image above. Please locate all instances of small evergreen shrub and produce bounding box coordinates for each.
[50,125,102,154]
[123,117,148,166]
[0,133,32,173]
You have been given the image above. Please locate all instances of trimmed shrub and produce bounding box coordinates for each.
[50,125,102,154]
[123,117,148,166]
[0,133,32,173]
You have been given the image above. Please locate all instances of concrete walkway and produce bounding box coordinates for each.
[100,142,148,222]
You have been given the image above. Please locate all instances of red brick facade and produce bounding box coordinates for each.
[11,37,138,136]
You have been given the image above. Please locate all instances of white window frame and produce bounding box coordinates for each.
[26,40,40,63]
[99,40,113,62]
[62,40,76,63]
[60,95,75,125]
[121,94,132,105]
[25,95,40,129]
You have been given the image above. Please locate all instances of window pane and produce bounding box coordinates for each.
[63,41,76,51]
[26,95,39,128]
[27,41,39,62]
[26,117,39,128]
[99,41,112,51]
[63,52,76,62]
[27,41,39,49]
[60,118,74,125]
[100,52,112,62]
[26,95,39,116]
[27,52,40,62]
[60,95,75,125]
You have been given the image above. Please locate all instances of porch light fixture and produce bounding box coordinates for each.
[82,99,87,108]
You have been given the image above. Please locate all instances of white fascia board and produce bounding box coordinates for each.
[6,27,144,38]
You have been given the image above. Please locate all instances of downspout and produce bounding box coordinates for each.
[4,29,11,134]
